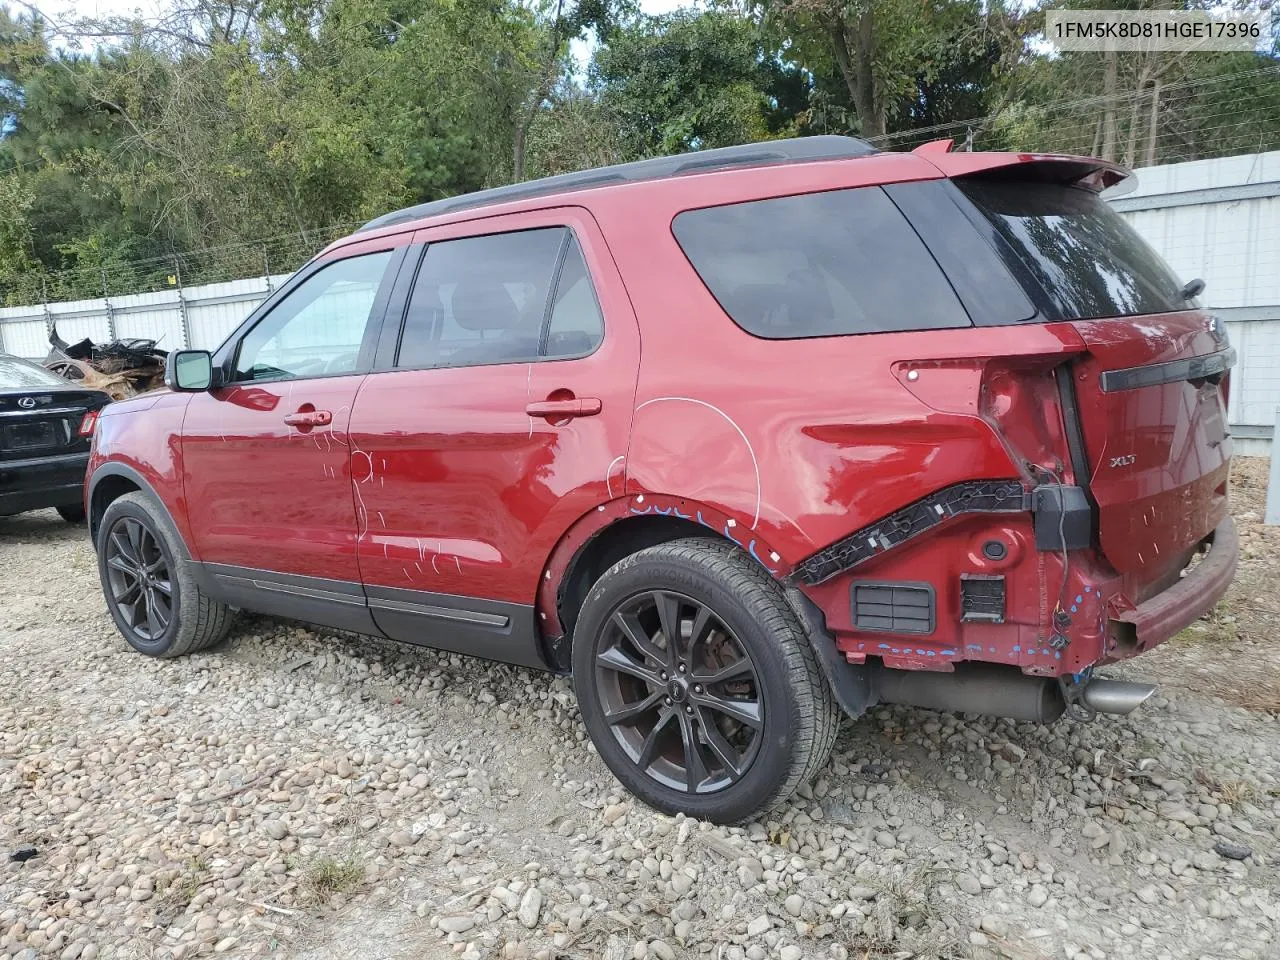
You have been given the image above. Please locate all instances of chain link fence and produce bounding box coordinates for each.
[1,222,360,309]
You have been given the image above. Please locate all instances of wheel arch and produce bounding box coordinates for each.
[89,463,190,559]
[537,495,790,670]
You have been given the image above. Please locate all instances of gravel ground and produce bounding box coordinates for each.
[2,459,1279,960]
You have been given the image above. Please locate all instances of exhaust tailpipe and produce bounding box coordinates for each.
[1079,678,1156,716]
[871,665,1157,722]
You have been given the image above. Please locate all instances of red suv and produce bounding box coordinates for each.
[88,136,1237,823]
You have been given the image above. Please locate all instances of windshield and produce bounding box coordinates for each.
[957,179,1187,321]
[0,355,69,389]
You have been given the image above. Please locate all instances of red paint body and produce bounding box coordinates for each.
[88,146,1236,679]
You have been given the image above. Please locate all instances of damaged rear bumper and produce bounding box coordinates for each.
[1109,516,1238,656]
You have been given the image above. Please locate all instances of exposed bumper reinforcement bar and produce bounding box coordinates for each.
[1112,516,1238,651]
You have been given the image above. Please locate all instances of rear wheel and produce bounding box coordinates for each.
[57,504,86,523]
[97,492,236,657]
[572,538,839,824]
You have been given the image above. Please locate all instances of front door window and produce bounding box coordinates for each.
[234,251,393,382]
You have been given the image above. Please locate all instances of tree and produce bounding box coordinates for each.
[757,0,1022,139]
[592,8,800,158]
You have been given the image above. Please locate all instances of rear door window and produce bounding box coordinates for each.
[544,239,605,359]
[955,179,1187,321]
[671,186,972,339]
[396,228,603,369]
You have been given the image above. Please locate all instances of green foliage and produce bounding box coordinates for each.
[0,0,1277,304]
[592,8,797,157]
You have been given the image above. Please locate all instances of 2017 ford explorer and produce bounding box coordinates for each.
[87,136,1237,823]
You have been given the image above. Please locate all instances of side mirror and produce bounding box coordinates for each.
[166,350,215,391]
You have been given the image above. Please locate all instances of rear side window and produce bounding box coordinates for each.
[956,179,1186,321]
[545,241,604,358]
[672,187,971,339]
[397,228,603,370]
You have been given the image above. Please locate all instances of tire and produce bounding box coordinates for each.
[96,492,236,657]
[57,504,86,524]
[572,538,839,824]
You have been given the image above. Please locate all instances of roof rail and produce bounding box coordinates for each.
[358,135,878,233]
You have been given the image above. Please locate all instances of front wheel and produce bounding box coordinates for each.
[572,539,839,824]
[97,492,236,657]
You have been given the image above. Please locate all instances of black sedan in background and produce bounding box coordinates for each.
[0,353,111,523]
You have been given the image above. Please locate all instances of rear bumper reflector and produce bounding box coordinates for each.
[1112,517,1238,649]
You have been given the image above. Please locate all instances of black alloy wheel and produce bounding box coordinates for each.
[104,516,174,642]
[96,492,237,657]
[594,589,763,794]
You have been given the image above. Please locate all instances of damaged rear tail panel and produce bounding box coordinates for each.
[791,157,1236,675]
[651,153,1235,683]
[1061,312,1232,586]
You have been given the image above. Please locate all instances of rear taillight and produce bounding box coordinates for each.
[78,410,99,437]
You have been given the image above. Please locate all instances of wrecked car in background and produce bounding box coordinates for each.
[43,326,168,401]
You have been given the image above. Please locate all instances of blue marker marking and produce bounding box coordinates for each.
[746,539,778,574]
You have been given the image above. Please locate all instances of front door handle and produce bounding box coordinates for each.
[526,398,602,419]
[284,409,333,428]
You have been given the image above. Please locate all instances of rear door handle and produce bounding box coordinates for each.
[526,398,602,419]
[284,410,333,427]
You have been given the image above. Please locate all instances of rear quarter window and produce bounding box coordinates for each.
[956,179,1186,321]
[671,187,972,339]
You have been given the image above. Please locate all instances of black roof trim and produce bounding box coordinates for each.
[358,136,878,233]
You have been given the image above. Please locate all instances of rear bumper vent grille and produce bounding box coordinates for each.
[851,581,935,635]
[960,574,1005,623]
